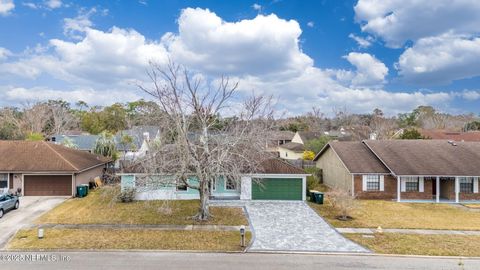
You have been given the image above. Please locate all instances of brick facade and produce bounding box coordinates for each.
[440,179,480,200]
[354,175,435,200]
[354,175,396,200]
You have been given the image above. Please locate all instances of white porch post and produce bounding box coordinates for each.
[397,176,401,202]
[436,176,440,203]
[455,177,459,203]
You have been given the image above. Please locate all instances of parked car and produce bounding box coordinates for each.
[0,194,19,218]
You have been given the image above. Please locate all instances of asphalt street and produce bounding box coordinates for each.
[0,251,478,270]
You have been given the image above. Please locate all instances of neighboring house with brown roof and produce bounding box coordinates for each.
[419,129,480,142]
[276,142,305,160]
[314,140,480,203]
[120,158,309,201]
[0,141,110,196]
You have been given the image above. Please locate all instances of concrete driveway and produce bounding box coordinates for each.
[0,196,67,249]
[211,200,368,252]
[245,201,368,252]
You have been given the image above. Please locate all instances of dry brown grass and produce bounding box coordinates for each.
[346,233,480,257]
[37,187,247,226]
[8,229,251,251]
[463,204,480,209]
[310,199,480,230]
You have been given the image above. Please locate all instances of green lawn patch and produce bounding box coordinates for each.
[9,228,251,251]
[310,199,480,230]
[37,187,248,226]
[345,233,480,257]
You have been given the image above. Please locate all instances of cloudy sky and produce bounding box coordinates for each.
[0,0,479,116]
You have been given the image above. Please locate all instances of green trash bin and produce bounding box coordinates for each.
[309,191,319,202]
[76,185,87,198]
[314,192,324,204]
[81,184,89,195]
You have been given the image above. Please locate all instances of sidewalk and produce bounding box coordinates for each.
[337,227,480,235]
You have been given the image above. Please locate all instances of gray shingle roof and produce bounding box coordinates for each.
[364,140,480,176]
[315,141,389,174]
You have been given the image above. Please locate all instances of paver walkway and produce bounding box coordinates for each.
[212,200,368,252]
[338,227,480,235]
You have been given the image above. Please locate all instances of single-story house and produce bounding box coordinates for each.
[0,141,110,196]
[120,159,309,201]
[314,140,480,203]
[276,142,305,160]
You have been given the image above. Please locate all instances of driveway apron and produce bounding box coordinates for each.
[244,201,368,252]
[0,196,67,249]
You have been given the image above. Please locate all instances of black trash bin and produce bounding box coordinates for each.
[309,190,319,202]
[314,192,324,204]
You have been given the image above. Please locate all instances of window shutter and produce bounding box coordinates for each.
[400,178,406,192]
[474,177,479,193]
[362,175,367,191]
[379,175,385,191]
[419,177,424,192]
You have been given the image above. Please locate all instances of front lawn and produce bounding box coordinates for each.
[310,199,480,230]
[37,187,247,226]
[8,228,251,251]
[345,233,480,257]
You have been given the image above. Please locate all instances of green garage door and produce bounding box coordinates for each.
[252,178,302,200]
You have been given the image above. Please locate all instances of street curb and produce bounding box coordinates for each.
[2,249,480,260]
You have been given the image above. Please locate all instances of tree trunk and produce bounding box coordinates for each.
[196,180,211,221]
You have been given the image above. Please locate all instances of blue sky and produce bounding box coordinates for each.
[0,0,479,116]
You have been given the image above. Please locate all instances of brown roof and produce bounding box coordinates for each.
[364,140,480,176]
[279,142,305,152]
[314,141,389,174]
[419,129,480,142]
[0,140,110,172]
[256,158,307,174]
[297,131,323,142]
[270,131,295,141]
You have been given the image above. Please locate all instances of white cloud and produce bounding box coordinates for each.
[2,86,142,106]
[252,3,262,11]
[0,7,473,114]
[45,0,62,9]
[354,0,480,48]
[343,52,388,88]
[22,2,38,9]
[460,90,480,101]
[63,8,96,39]
[0,0,14,16]
[348,33,372,48]
[396,34,480,84]
[307,21,314,28]
[164,8,313,77]
[0,47,11,61]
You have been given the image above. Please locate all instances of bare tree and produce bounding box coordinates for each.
[137,61,275,220]
[48,100,77,135]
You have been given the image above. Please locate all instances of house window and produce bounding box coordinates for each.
[225,177,236,190]
[460,177,474,193]
[405,177,419,192]
[176,183,187,191]
[209,179,216,192]
[365,175,380,191]
[0,174,7,189]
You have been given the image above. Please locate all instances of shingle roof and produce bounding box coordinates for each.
[52,135,99,151]
[419,129,480,142]
[297,131,323,142]
[279,142,305,152]
[0,140,110,172]
[116,126,160,151]
[314,141,389,174]
[364,140,480,176]
[256,158,307,174]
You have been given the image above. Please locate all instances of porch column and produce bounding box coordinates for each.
[397,176,401,202]
[455,176,459,203]
[436,176,440,203]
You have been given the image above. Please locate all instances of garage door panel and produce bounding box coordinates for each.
[24,175,72,196]
[252,178,302,200]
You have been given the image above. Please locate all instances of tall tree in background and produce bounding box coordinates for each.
[137,61,274,221]
[92,131,118,161]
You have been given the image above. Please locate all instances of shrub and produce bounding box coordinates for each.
[117,187,136,203]
[327,187,357,221]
